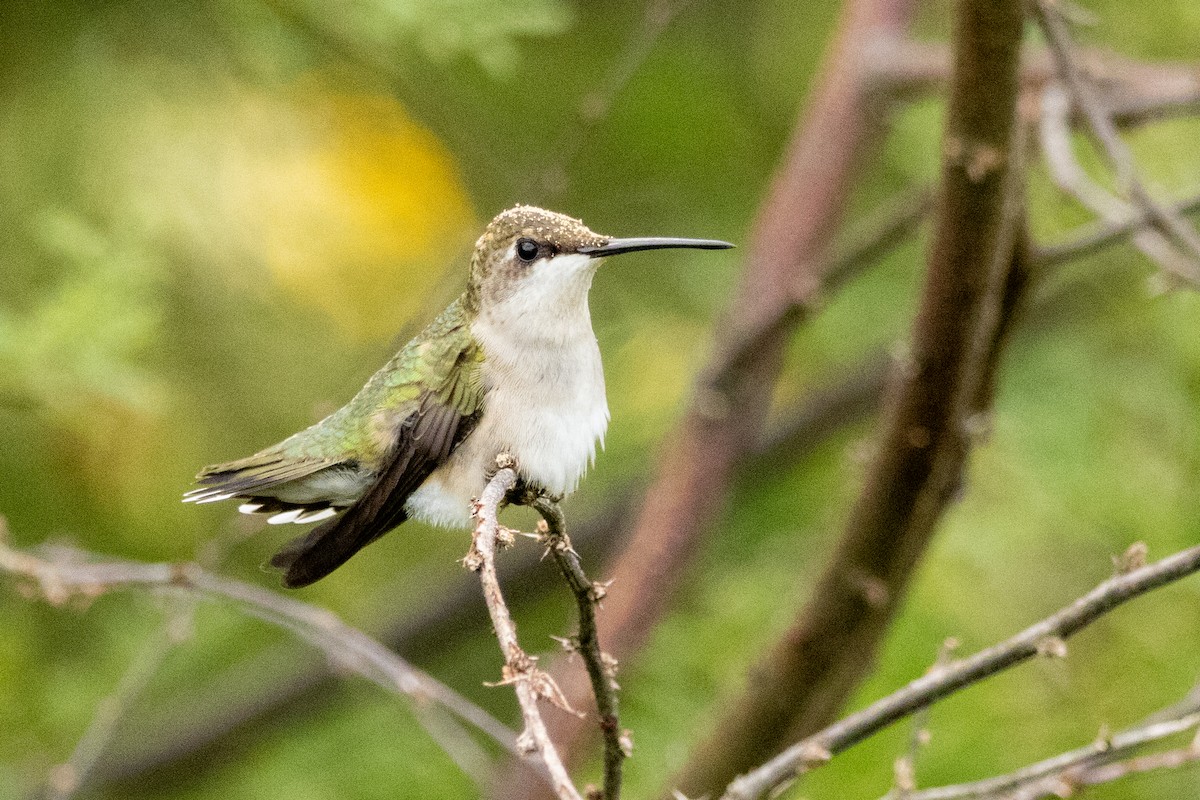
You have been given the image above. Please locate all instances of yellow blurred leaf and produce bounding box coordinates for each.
[228,79,476,340]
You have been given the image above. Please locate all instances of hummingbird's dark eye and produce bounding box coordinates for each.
[515,238,540,263]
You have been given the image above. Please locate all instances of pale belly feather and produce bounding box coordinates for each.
[405,318,609,528]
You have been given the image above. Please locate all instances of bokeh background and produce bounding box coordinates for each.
[2,0,1200,798]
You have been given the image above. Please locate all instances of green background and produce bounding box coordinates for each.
[2,1,1200,798]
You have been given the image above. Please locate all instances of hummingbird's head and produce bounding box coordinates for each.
[466,205,732,323]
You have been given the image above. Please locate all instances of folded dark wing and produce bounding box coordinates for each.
[269,392,475,588]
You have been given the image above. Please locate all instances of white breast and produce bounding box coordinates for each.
[405,257,609,527]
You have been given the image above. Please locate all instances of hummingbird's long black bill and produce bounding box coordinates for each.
[578,237,735,258]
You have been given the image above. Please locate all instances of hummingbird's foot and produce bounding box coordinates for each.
[491,452,518,473]
[486,452,519,488]
[510,480,559,508]
[485,452,563,509]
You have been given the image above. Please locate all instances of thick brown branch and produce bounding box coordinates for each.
[719,543,1200,800]
[669,0,1026,795]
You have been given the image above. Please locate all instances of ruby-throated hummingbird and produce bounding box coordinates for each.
[184,206,732,587]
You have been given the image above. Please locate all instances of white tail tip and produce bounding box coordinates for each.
[294,507,338,524]
[183,489,234,504]
[194,492,236,505]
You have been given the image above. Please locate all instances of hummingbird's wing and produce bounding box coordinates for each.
[269,334,484,588]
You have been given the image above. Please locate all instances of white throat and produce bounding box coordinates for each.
[485,252,599,343]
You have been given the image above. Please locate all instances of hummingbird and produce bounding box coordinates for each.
[184,205,732,588]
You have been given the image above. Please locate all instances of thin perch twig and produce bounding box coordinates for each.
[717,542,1200,800]
[467,462,584,800]
[532,496,626,800]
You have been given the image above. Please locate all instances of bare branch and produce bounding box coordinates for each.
[1035,189,1200,268]
[0,519,520,781]
[1033,0,1200,278]
[718,543,1200,800]
[894,687,1200,800]
[467,463,584,800]
[1038,83,1200,283]
[530,496,626,800]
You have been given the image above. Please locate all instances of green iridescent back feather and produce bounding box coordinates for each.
[195,297,483,489]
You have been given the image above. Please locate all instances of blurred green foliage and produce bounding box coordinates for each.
[2,0,1200,799]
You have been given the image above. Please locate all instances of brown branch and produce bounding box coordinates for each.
[466,463,583,800]
[881,40,1200,130]
[0,519,522,786]
[718,542,1200,800]
[668,0,1027,795]
[1033,0,1200,277]
[530,496,625,800]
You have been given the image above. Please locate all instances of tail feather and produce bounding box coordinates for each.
[268,510,407,588]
